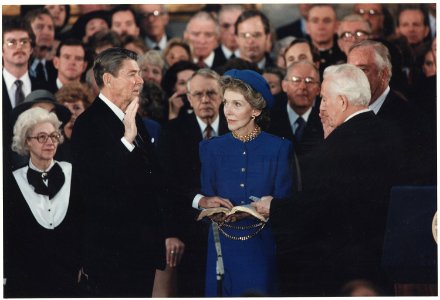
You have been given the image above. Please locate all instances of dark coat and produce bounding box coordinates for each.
[276,18,307,40]
[270,111,403,296]
[212,46,228,70]
[71,97,165,297]
[157,112,228,296]
[268,99,323,156]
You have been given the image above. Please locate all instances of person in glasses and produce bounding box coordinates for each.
[353,3,395,40]
[196,69,293,296]
[268,60,323,157]
[337,14,371,56]
[156,69,228,297]
[235,9,275,70]
[135,4,171,52]
[215,5,243,62]
[4,107,81,297]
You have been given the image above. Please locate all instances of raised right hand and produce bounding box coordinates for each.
[123,96,139,143]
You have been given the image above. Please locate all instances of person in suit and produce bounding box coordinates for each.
[235,9,276,70]
[197,69,293,296]
[109,5,141,39]
[347,40,435,184]
[215,5,243,63]
[49,39,88,94]
[253,64,403,296]
[24,8,58,85]
[268,60,323,156]
[276,4,312,40]
[157,68,228,296]
[184,12,226,69]
[70,47,165,297]
[135,4,172,52]
[2,18,50,174]
[4,107,81,297]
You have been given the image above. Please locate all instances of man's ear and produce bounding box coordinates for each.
[339,94,348,111]
[53,56,60,70]
[102,73,112,87]
[281,79,288,93]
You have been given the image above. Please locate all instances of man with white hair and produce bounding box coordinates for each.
[253,64,402,296]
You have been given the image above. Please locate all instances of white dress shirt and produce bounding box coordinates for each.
[369,86,390,115]
[3,68,32,108]
[195,51,215,68]
[145,34,168,52]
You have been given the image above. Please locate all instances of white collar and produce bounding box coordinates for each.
[99,93,125,122]
[196,114,220,135]
[369,86,390,115]
[344,108,370,123]
[257,56,267,69]
[287,104,312,125]
[3,68,31,90]
[145,34,167,51]
[29,159,55,172]
[221,45,239,59]
[195,51,215,68]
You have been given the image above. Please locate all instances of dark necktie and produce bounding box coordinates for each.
[230,53,236,59]
[27,162,65,199]
[153,45,161,51]
[197,59,207,68]
[14,79,25,106]
[36,61,47,82]
[295,116,306,142]
[204,124,213,140]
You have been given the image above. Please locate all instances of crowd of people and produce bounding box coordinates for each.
[2,3,436,297]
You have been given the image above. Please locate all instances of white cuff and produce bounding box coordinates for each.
[192,194,204,210]
[121,137,135,152]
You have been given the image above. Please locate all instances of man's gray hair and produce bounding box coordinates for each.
[323,64,371,106]
[185,11,220,35]
[349,40,392,82]
[187,68,220,93]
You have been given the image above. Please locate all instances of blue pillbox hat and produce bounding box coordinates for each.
[224,69,274,109]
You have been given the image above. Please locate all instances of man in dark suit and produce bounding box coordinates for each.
[276,4,311,40]
[135,4,172,52]
[253,64,403,296]
[71,48,165,297]
[348,40,435,184]
[235,9,276,70]
[184,12,226,70]
[157,69,228,296]
[24,8,58,85]
[214,5,243,62]
[2,18,52,173]
[268,60,323,156]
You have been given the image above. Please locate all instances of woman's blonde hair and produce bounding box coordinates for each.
[12,107,63,156]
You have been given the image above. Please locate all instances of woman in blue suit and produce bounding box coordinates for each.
[198,69,293,296]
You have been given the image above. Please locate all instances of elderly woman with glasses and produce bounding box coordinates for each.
[4,107,81,298]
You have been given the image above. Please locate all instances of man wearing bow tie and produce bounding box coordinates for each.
[71,47,165,297]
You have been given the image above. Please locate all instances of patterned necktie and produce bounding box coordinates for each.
[295,116,306,142]
[36,61,46,82]
[14,79,25,106]
[204,124,213,140]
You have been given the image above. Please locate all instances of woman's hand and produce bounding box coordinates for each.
[165,237,185,268]
[168,92,185,120]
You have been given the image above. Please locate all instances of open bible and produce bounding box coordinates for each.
[197,204,267,222]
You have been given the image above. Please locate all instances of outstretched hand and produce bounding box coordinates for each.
[199,196,233,210]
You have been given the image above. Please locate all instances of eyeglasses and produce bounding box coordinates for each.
[237,32,265,39]
[27,132,61,144]
[5,38,31,48]
[339,31,370,41]
[285,76,319,86]
[355,8,382,16]
[142,10,166,19]
[188,90,218,100]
